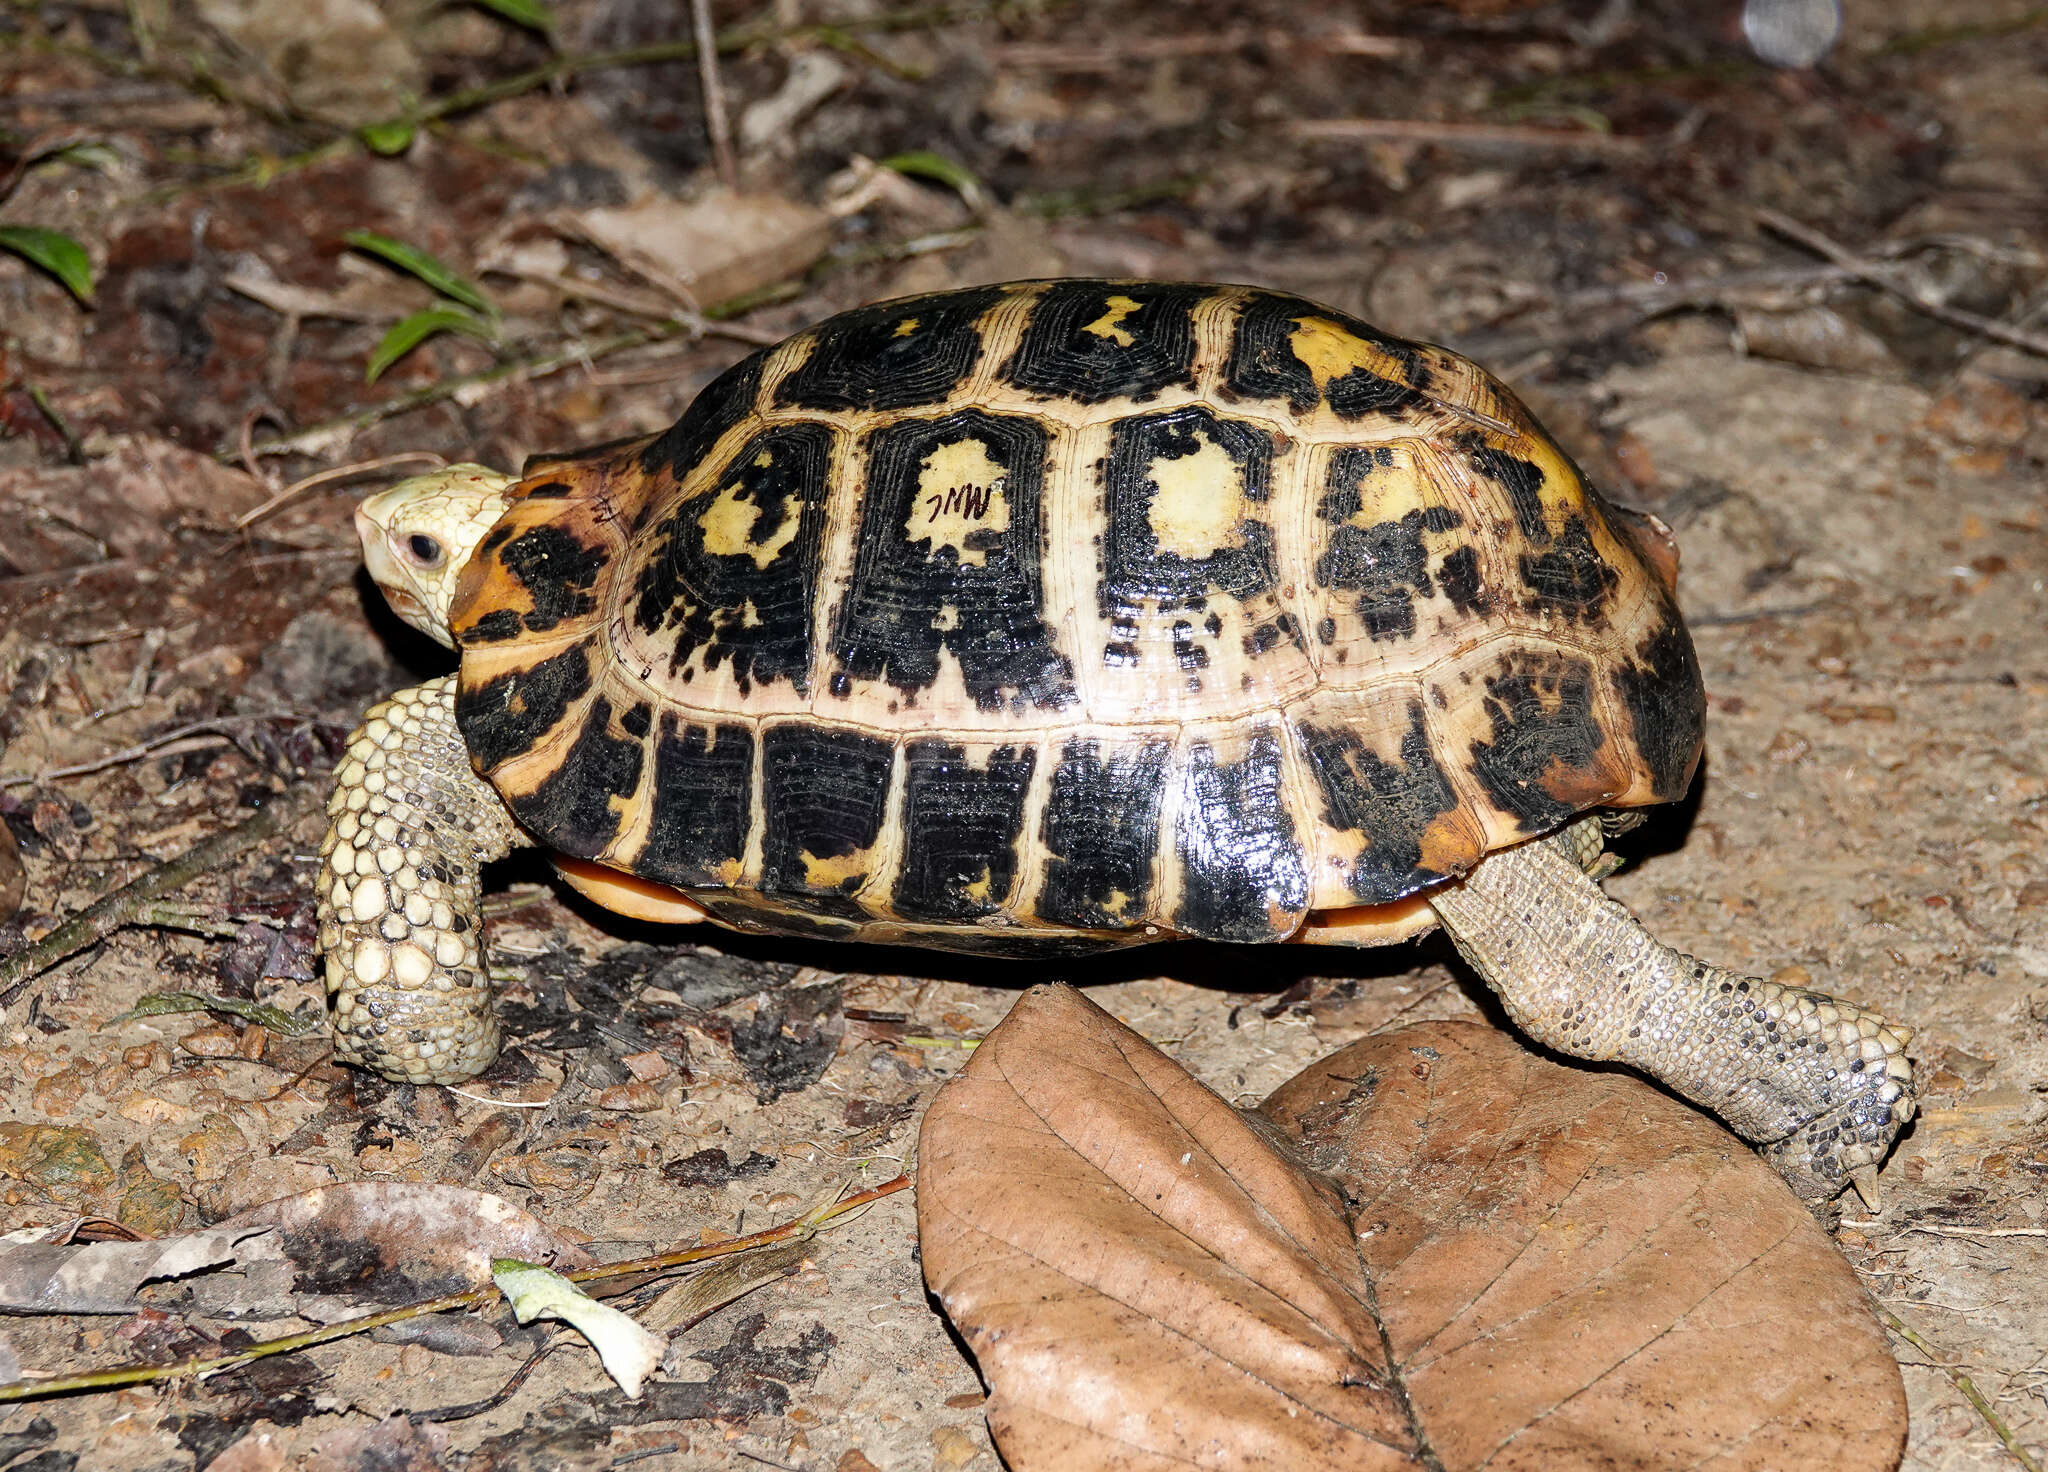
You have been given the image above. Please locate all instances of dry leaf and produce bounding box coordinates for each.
[558,189,832,312]
[919,985,1906,1471]
[0,1224,270,1314]
[191,0,424,128]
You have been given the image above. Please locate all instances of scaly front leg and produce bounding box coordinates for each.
[1428,818,1916,1206]
[316,675,530,1083]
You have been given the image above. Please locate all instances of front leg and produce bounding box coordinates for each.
[1428,818,1916,1207]
[316,675,530,1083]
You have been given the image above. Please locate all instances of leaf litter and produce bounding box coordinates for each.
[919,984,1909,1471]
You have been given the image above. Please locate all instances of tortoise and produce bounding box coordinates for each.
[320,278,1915,1203]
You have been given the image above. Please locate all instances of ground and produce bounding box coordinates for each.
[0,0,2044,1468]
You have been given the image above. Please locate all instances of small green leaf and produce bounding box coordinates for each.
[469,0,554,33]
[343,228,494,316]
[0,225,94,305]
[358,119,417,156]
[110,990,318,1035]
[878,150,989,210]
[365,307,497,383]
[53,141,121,171]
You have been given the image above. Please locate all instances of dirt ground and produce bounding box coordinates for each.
[1,0,2045,1467]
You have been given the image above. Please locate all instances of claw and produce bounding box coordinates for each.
[1850,1165,1882,1213]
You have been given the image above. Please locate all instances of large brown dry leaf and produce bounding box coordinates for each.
[918,984,1906,1472]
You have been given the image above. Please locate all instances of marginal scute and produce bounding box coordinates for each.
[503,694,645,858]
[1467,649,1623,835]
[758,723,895,916]
[892,740,1038,922]
[457,641,594,773]
[634,715,754,888]
[1174,726,1309,942]
[1611,614,1707,802]
[451,280,1706,953]
[1035,736,1172,930]
[1296,701,1468,902]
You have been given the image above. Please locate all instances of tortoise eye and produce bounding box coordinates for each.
[405,533,444,567]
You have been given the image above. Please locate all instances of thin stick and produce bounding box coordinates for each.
[232,452,447,531]
[0,784,321,1004]
[1289,117,1647,156]
[693,0,739,188]
[1758,209,2048,359]
[1881,1310,2045,1472]
[0,714,306,788]
[232,325,672,461]
[1906,1224,2048,1240]
[0,1174,908,1401]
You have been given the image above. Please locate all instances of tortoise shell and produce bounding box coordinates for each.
[449,280,1703,956]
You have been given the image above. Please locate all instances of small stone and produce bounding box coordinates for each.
[931,1425,981,1468]
[122,1045,158,1070]
[597,1081,662,1112]
[30,1069,88,1118]
[621,1050,671,1081]
[179,1113,250,1182]
[180,1024,241,1058]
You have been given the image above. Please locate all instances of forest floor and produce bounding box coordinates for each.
[1,0,2045,1467]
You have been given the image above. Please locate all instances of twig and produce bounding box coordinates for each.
[0,1173,909,1401]
[1288,117,1647,156]
[1881,1310,2045,1472]
[1551,263,1863,311]
[232,452,447,531]
[25,386,84,465]
[1905,1224,2048,1240]
[1758,209,2048,360]
[692,0,739,189]
[0,714,306,787]
[229,325,673,461]
[227,271,805,462]
[999,26,1404,68]
[0,784,321,1005]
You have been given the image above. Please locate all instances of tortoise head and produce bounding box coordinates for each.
[355,465,517,648]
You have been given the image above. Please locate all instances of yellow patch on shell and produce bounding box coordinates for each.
[1146,429,1245,560]
[1080,294,1143,346]
[908,438,1010,567]
[1288,315,1417,395]
[697,455,803,570]
[801,846,874,890]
